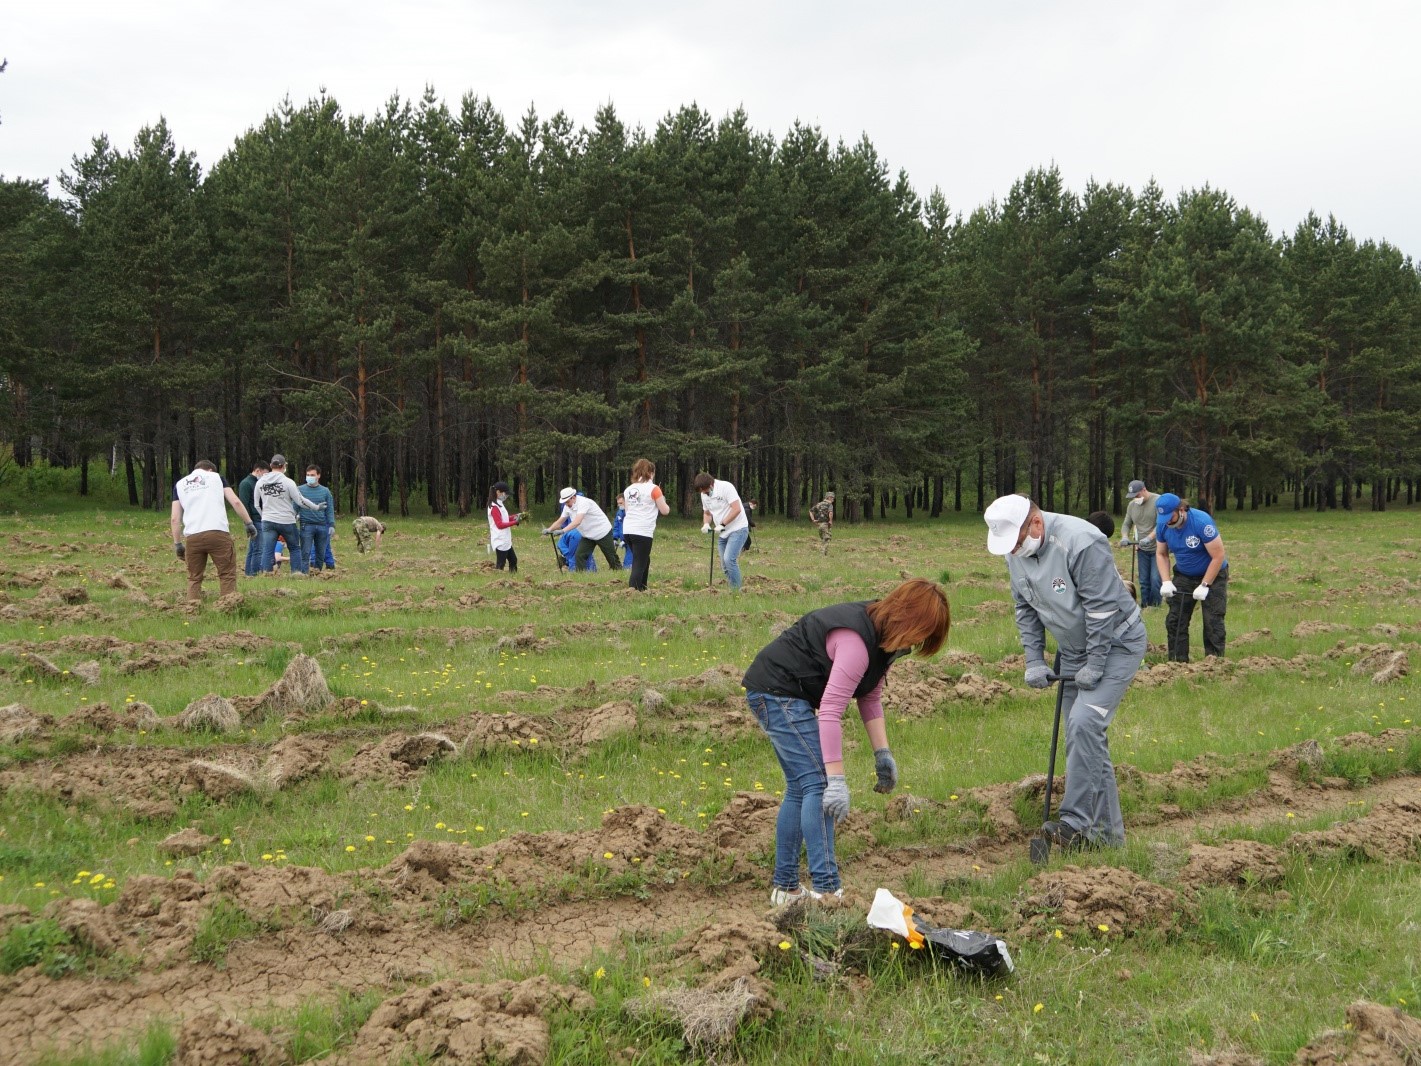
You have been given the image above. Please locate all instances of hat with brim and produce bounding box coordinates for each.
[984,494,1032,556]
[493,481,510,493]
[270,454,286,467]
[558,487,577,504]
[1128,480,1145,496]
[1155,492,1181,519]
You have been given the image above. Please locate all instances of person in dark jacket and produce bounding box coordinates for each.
[743,578,950,904]
[237,460,269,576]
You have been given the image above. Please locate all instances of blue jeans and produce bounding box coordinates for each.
[746,692,840,893]
[302,524,331,571]
[244,521,263,576]
[260,521,307,574]
[1136,546,1162,607]
[718,527,749,591]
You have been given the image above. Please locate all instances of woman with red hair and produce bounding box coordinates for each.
[741,578,950,904]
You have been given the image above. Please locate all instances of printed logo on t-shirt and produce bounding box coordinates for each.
[1051,577,1067,593]
[1185,535,1200,549]
[1202,525,1216,538]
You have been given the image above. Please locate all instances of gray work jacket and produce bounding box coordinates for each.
[1005,511,1140,665]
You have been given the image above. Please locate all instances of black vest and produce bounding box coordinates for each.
[741,601,897,707]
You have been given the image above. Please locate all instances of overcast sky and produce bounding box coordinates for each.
[3,0,1417,256]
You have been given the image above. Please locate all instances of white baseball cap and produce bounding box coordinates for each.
[558,487,577,503]
[984,494,1032,556]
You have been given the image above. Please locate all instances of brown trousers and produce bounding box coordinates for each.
[185,530,237,600]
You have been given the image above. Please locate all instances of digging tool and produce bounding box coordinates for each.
[1128,540,1138,603]
[544,527,566,573]
[1029,652,1072,865]
[707,528,717,588]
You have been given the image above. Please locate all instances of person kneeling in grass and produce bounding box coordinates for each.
[742,578,950,904]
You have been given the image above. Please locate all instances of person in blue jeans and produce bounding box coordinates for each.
[237,459,269,576]
[693,472,751,591]
[298,464,336,572]
[741,578,950,904]
[255,454,324,574]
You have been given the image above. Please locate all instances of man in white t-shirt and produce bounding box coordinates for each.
[693,472,750,591]
[545,487,623,573]
[170,460,258,601]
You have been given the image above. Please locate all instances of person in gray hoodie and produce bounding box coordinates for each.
[985,493,1145,849]
[254,454,324,575]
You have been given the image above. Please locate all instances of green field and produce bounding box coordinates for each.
[0,504,1418,1064]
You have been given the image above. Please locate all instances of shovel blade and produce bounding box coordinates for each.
[1029,835,1052,866]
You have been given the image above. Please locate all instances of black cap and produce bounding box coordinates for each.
[493,481,510,493]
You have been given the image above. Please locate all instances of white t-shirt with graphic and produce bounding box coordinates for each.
[174,470,230,536]
[621,481,666,538]
[700,479,748,535]
[567,495,613,541]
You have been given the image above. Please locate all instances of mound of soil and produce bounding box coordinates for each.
[159,828,220,858]
[556,700,637,751]
[340,733,456,783]
[174,1011,283,1066]
[185,760,260,801]
[1293,621,1351,637]
[1294,1000,1421,1065]
[246,654,332,721]
[1290,798,1421,862]
[1177,840,1286,890]
[706,791,780,851]
[345,975,592,1065]
[460,712,544,754]
[0,746,187,819]
[263,735,335,788]
[178,695,242,735]
[1015,865,1181,938]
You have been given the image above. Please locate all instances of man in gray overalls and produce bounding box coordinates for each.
[984,494,1146,848]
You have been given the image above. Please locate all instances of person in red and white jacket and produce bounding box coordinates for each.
[487,481,527,572]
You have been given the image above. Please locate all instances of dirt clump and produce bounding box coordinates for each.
[706,791,780,851]
[953,672,1014,702]
[341,732,456,782]
[558,700,637,751]
[1290,797,1421,862]
[246,654,332,721]
[627,978,768,1053]
[1293,621,1350,638]
[883,793,949,821]
[20,651,64,678]
[66,701,122,733]
[1347,646,1409,685]
[1015,865,1181,938]
[44,897,119,956]
[1177,840,1286,890]
[642,688,668,712]
[185,760,259,801]
[177,694,242,734]
[70,659,102,685]
[0,702,52,742]
[345,975,592,1065]
[1230,628,1273,646]
[1293,1000,1421,1065]
[159,828,220,858]
[213,593,247,614]
[460,712,544,754]
[495,624,557,654]
[173,1011,284,1066]
[262,734,334,787]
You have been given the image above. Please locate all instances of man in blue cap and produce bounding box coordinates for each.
[1153,493,1229,661]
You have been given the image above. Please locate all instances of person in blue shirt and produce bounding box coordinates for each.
[1153,493,1229,661]
[298,465,337,572]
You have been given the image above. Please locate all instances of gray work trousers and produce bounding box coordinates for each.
[1056,618,1147,846]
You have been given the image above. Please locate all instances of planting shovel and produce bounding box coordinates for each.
[1029,652,1072,866]
[545,528,567,573]
[708,528,717,588]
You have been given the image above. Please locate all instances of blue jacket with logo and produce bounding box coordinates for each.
[1157,509,1225,578]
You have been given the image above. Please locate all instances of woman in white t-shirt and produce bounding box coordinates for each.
[693,471,751,591]
[621,458,671,590]
[486,481,526,572]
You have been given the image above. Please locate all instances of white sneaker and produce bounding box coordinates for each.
[769,885,843,906]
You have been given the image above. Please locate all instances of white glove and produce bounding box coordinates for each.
[714,523,725,535]
[1118,538,1129,548]
[1160,580,1177,599]
[701,522,711,534]
[1192,583,1210,602]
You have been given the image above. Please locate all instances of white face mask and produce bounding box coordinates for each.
[1014,534,1042,558]
[305,476,318,486]
[497,493,507,503]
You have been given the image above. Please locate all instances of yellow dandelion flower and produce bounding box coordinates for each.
[778,940,791,951]
[593,967,605,980]
[77,870,91,878]
[1251,1012,1260,1022]
[1033,1003,1044,1013]
[1097,924,1110,932]
[89,874,104,885]
[435,822,446,829]
[222,839,231,846]
[642,976,651,988]
[364,835,375,842]
[890,941,900,952]
[1054,929,1064,939]
[604,852,614,859]
[345,845,356,853]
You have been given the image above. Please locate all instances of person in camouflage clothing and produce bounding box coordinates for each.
[352,515,386,553]
[809,492,835,555]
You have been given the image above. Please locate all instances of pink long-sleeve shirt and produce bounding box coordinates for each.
[817,628,886,762]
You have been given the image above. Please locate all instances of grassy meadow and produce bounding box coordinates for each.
[0,497,1419,1064]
